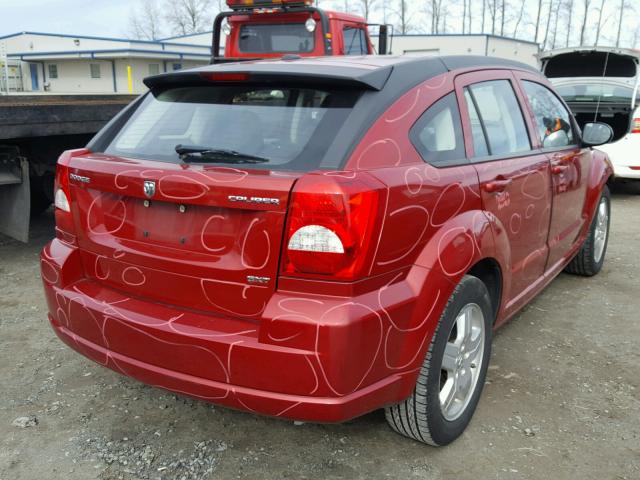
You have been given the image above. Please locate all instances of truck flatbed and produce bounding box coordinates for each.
[0,94,136,140]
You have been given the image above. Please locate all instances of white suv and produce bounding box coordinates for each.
[541,47,640,182]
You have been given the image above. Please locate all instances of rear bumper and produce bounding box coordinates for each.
[41,239,433,422]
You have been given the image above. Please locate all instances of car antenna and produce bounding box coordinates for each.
[593,51,611,124]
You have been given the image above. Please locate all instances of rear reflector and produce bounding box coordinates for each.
[632,118,640,134]
[630,166,640,171]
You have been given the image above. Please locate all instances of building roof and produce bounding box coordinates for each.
[1,31,211,62]
[8,49,210,62]
[0,31,207,49]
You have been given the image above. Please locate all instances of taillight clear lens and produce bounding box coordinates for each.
[288,225,345,253]
[54,188,70,212]
[283,173,384,280]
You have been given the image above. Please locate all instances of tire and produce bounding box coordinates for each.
[564,186,611,277]
[385,275,493,446]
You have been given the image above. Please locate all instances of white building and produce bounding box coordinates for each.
[0,32,211,94]
[167,31,540,67]
[0,31,539,95]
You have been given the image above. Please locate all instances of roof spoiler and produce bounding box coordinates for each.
[144,64,393,91]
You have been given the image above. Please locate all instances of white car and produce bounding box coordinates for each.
[540,47,640,182]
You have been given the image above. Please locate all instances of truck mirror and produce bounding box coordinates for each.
[379,25,388,55]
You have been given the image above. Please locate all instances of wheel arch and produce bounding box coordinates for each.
[467,258,503,324]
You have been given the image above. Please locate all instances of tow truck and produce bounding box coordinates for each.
[211,0,390,63]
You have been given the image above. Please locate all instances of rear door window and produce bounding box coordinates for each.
[463,89,489,157]
[410,92,466,166]
[522,81,576,149]
[238,24,315,54]
[467,80,531,156]
[343,27,368,55]
[102,85,360,171]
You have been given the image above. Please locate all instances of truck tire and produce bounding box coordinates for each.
[565,186,610,277]
[385,275,493,446]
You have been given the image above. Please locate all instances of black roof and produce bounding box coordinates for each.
[144,55,539,93]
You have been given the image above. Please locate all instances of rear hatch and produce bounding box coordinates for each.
[67,75,364,318]
[541,48,640,141]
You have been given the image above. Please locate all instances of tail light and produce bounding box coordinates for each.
[54,149,89,243]
[631,118,640,134]
[283,173,384,281]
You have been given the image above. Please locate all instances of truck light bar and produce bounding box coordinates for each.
[226,0,313,10]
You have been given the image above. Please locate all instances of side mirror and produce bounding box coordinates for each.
[582,122,614,147]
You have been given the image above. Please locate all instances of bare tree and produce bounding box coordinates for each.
[615,0,626,47]
[164,0,213,36]
[429,0,446,34]
[593,0,606,46]
[564,0,574,47]
[358,0,378,21]
[462,0,467,34]
[578,0,592,46]
[512,0,527,38]
[534,0,544,43]
[398,0,411,34]
[550,0,564,49]
[486,0,498,34]
[542,0,554,50]
[481,0,486,33]
[129,0,164,40]
[500,0,506,36]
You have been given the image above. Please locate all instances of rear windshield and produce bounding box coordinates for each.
[102,85,360,170]
[556,84,635,103]
[239,24,315,54]
[545,52,638,78]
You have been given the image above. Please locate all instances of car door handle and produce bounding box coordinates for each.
[552,165,569,174]
[483,179,512,193]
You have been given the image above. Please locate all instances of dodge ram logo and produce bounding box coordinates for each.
[143,180,156,198]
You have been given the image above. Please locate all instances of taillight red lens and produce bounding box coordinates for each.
[283,173,384,280]
[631,118,640,134]
[54,149,89,242]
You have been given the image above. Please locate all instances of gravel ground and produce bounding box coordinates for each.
[1,182,639,480]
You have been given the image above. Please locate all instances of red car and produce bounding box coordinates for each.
[41,56,614,446]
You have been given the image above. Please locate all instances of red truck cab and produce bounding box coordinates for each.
[212,0,388,62]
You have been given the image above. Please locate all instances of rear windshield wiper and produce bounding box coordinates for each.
[175,144,269,164]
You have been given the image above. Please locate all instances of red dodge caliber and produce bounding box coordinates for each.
[41,56,614,446]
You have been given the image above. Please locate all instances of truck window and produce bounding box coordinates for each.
[343,27,368,55]
[102,85,361,171]
[238,24,315,54]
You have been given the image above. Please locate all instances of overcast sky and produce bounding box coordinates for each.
[1,0,638,48]
[0,0,137,38]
